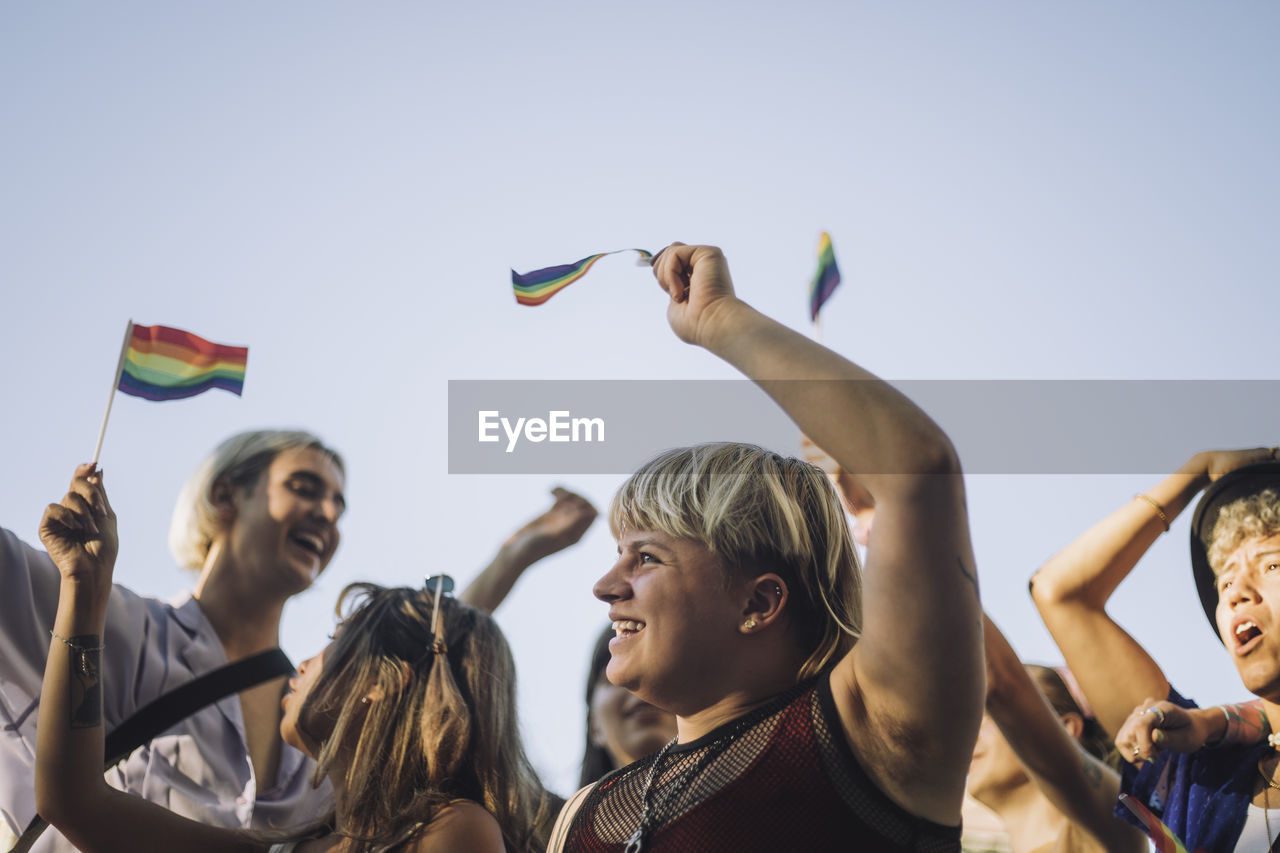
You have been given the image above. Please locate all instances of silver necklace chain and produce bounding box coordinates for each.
[618,684,808,853]
[623,712,761,853]
[623,736,680,853]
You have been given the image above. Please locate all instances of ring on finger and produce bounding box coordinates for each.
[1131,745,1141,758]
[1145,706,1166,726]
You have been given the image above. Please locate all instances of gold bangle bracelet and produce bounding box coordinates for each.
[1134,493,1170,532]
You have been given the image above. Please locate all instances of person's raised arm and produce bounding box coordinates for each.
[1030,448,1274,736]
[34,465,260,853]
[652,243,982,825]
[983,616,1147,851]
[460,487,597,613]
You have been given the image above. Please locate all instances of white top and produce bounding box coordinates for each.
[0,527,333,852]
[1235,802,1279,851]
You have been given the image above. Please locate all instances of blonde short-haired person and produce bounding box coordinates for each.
[33,466,550,852]
[0,431,346,851]
[549,243,984,852]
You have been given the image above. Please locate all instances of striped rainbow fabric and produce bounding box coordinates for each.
[808,231,842,322]
[119,323,248,401]
[1118,794,1194,853]
[512,248,654,306]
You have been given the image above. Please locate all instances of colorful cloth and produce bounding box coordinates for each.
[119,323,248,401]
[809,232,841,321]
[512,249,654,306]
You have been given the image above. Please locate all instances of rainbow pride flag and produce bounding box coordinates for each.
[1118,794,1193,853]
[809,232,842,322]
[513,248,654,306]
[118,323,248,401]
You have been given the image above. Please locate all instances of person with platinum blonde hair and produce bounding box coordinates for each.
[550,243,983,852]
[0,430,346,852]
[168,429,344,571]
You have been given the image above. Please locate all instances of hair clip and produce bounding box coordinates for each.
[423,574,456,656]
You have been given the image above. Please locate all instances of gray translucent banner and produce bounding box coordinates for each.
[448,380,1279,474]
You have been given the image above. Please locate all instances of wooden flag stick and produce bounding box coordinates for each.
[91,320,134,465]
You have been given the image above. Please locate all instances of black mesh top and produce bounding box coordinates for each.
[562,674,962,852]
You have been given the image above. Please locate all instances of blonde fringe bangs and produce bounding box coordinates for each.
[610,443,862,680]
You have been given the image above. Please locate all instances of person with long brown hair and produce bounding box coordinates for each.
[34,465,549,853]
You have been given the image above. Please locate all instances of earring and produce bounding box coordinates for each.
[743,618,757,631]
[360,696,370,705]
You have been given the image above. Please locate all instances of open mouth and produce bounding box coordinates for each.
[289,531,326,559]
[1234,619,1264,655]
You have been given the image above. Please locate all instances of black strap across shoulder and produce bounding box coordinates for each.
[12,648,294,853]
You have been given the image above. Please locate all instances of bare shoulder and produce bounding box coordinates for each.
[546,783,597,853]
[404,800,504,853]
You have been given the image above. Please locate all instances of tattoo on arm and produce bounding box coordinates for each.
[957,556,979,598]
[1219,702,1269,747]
[67,636,102,729]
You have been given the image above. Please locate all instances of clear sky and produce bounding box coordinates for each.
[2,1,1278,798]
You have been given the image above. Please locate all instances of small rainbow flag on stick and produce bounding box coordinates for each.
[120,323,249,401]
[512,248,654,306]
[1119,794,1192,853]
[809,231,842,323]
[91,321,248,463]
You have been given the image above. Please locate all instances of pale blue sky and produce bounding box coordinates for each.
[2,1,1277,795]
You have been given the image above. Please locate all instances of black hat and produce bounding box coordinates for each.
[1190,462,1280,642]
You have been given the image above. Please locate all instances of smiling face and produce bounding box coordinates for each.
[222,447,345,596]
[1215,532,1280,698]
[593,529,749,715]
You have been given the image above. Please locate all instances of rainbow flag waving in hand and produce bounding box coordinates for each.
[512,248,655,306]
[119,323,248,401]
[809,232,842,322]
[91,320,249,463]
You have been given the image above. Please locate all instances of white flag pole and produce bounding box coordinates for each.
[91,320,134,465]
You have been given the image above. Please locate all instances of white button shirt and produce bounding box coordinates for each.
[0,529,334,852]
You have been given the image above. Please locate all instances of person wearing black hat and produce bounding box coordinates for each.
[1031,447,1280,851]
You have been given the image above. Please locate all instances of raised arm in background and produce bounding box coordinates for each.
[981,616,1146,852]
[460,487,597,613]
[1030,448,1275,736]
